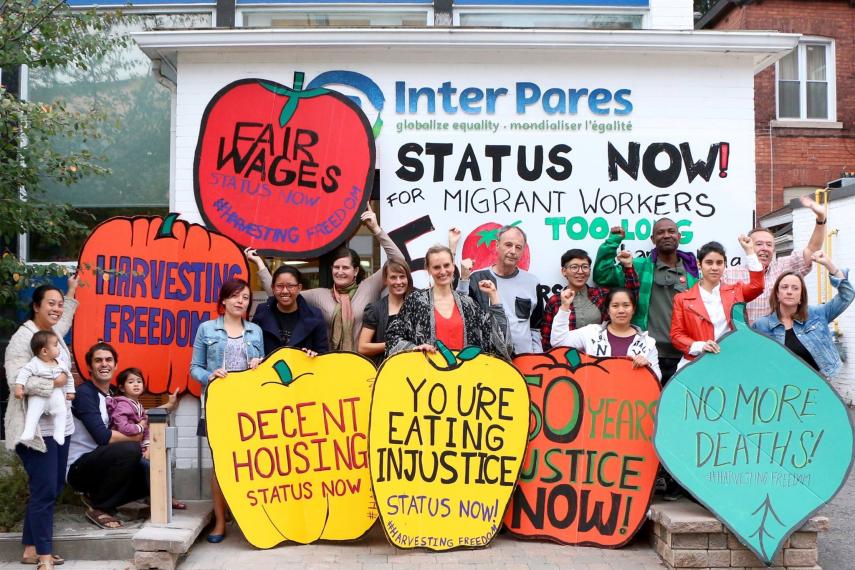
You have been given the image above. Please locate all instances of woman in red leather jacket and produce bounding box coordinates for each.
[670,236,764,369]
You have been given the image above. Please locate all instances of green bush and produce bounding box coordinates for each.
[0,447,28,532]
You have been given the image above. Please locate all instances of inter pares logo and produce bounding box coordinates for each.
[305,70,635,139]
[306,70,386,138]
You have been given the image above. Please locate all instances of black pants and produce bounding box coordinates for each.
[659,356,681,385]
[17,440,69,555]
[67,442,147,512]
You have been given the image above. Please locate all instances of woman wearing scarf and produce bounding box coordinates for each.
[257,205,406,351]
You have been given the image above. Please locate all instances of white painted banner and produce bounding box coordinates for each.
[174,51,757,300]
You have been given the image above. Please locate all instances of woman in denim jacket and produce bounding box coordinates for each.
[753,251,854,379]
[190,278,264,543]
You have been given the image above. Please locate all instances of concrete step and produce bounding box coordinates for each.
[133,501,213,570]
[0,503,147,561]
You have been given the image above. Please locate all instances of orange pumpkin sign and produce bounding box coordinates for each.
[73,214,249,396]
[504,348,661,547]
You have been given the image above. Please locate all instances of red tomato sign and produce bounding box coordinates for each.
[73,214,249,397]
[194,73,375,258]
[505,348,661,547]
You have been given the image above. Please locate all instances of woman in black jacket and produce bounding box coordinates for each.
[252,265,329,356]
[357,260,413,363]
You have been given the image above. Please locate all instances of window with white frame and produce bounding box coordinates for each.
[239,6,432,27]
[777,39,836,121]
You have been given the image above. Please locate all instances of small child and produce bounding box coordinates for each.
[14,330,75,445]
[107,368,150,454]
[107,369,186,510]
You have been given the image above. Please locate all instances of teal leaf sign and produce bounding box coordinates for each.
[654,303,854,564]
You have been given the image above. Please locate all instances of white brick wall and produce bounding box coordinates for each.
[792,197,855,404]
[173,394,212,469]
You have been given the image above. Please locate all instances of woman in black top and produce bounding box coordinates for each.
[252,265,329,356]
[358,260,413,363]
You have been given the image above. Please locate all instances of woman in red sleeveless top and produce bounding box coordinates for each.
[386,244,512,359]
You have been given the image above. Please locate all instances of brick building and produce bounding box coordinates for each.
[698,0,855,217]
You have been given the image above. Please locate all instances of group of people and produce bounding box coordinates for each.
[4,280,182,569]
[4,196,852,565]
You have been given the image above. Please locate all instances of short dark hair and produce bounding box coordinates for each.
[28,284,64,321]
[330,247,365,283]
[560,249,591,267]
[272,265,303,287]
[217,278,252,316]
[30,330,59,355]
[85,342,118,369]
[697,241,727,263]
[603,287,637,320]
[116,367,146,394]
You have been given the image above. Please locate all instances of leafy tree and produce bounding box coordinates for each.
[0,0,128,332]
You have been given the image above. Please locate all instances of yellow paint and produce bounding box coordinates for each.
[370,349,530,551]
[206,348,378,548]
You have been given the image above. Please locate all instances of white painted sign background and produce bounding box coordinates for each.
[173,50,757,290]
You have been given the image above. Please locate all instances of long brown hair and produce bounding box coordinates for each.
[770,271,808,322]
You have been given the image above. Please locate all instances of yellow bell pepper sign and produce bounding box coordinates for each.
[206,348,378,548]
[370,343,530,550]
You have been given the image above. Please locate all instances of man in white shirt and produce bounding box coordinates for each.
[723,194,827,324]
[458,224,543,355]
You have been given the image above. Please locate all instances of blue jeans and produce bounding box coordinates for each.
[16,439,69,555]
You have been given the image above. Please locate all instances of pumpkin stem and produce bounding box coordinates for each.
[273,360,293,385]
[156,213,180,240]
[565,348,582,371]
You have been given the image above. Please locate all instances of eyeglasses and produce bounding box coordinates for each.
[564,264,590,273]
[274,283,300,291]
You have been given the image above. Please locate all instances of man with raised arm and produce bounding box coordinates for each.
[457,224,542,355]
[723,194,827,325]
[592,218,699,385]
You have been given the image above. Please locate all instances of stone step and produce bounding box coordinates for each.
[0,503,147,562]
[649,498,827,569]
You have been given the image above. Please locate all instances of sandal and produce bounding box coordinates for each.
[172,499,187,510]
[36,560,55,570]
[85,508,123,529]
[22,554,64,565]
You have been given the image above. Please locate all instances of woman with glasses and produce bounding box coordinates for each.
[541,248,639,350]
[254,205,405,353]
[252,265,329,356]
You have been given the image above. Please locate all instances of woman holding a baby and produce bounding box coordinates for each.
[4,277,79,569]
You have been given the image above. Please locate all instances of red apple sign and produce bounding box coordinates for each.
[194,73,375,258]
[461,221,531,271]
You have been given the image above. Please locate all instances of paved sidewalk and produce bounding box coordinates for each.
[0,524,664,569]
[178,524,664,569]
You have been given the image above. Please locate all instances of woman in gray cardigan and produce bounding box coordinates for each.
[4,277,78,569]
[255,206,406,352]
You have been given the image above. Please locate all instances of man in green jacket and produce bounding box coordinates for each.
[592,218,699,384]
[594,218,699,502]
